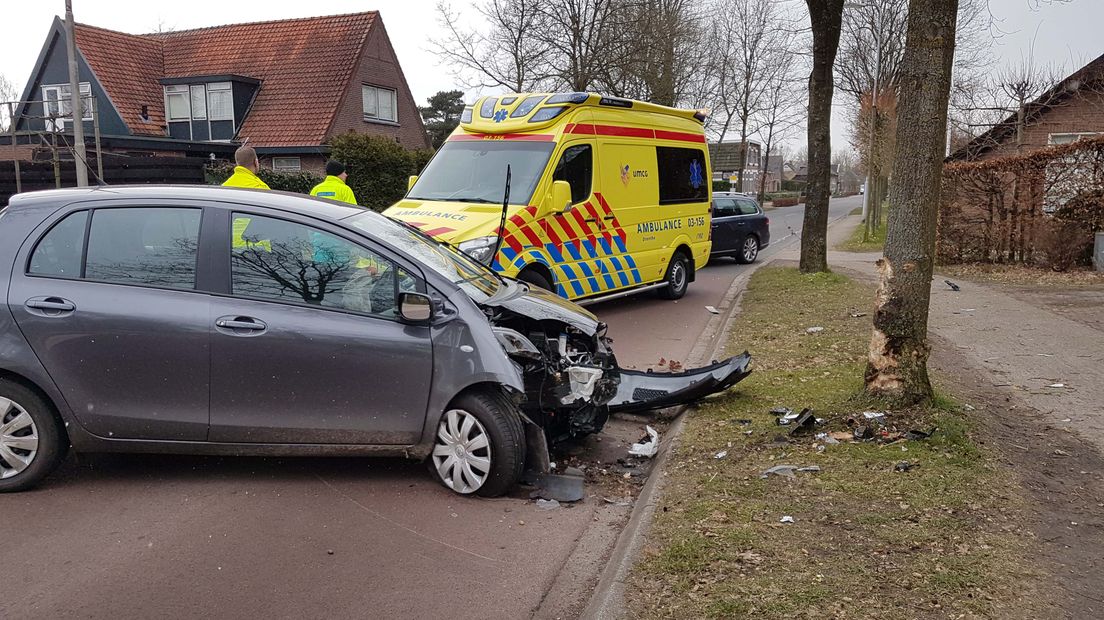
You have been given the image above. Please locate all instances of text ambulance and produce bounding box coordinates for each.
[384,92,712,301]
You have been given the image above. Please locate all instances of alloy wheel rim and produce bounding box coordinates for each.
[743,238,757,262]
[432,409,492,494]
[0,397,38,480]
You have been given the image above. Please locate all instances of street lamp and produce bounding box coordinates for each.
[844,1,881,234]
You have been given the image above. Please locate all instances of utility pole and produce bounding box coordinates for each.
[64,0,89,187]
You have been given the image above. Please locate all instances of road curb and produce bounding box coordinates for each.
[579,212,856,619]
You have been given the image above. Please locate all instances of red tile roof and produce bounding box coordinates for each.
[75,12,378,145]
[74,24,166,133]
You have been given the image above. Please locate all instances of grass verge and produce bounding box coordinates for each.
[940,263,1104,287]
[838,207,887,252]
[626,267,1034,619]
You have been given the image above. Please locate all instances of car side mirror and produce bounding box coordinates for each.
[399,292,433,323]
[407,175,419,192]
[550,180,573,214]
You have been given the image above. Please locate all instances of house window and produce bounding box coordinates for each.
[1048,132,1100,145]
[272,157,301,172]
[165,85,190,121]
[207,82,233,121]
[363,85,398,122]
[190,85,207,120]
[41,83,92,130]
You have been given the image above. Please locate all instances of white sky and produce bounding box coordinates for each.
[3,0,1101,151]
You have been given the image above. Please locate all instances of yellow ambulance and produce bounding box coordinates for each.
[384,92,712,302]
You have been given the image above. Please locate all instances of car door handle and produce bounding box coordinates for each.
[215,316,267,332]
[603,215,616,220]
[26,297,76,312]
[584,217,599,223]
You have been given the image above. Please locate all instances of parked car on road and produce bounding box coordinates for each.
[710,192,770,263]
[0,186,750,496]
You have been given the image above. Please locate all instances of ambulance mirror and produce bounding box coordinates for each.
[407,175,419,192]
[551,180,573,213]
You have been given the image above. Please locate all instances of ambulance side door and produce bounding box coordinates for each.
[545,139,600,298]
[594,142,661,285]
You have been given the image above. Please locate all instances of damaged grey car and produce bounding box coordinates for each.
[0,186,750,496]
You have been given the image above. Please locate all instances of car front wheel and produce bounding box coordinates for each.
[737,235,759,264]
[0,380,66,493]
[430,391,525,497]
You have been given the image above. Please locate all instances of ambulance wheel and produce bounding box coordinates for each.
[658,251,690,300]
[517,268,553,292]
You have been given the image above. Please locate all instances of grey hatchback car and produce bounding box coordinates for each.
[0,186,751,496]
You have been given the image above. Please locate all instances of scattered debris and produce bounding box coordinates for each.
[829,431,853,442]
[528,471,586,502]
[714,450,728,460]
[849,310,867,318]
[770,406,794,416]
[805,326,825,334]
[536,499,561,510]
[761,465,798,478]
[962,404,976,411]
[797,466,821,473]
[731,418,753,425]
[780,515,795,524]
[894,461,916,472]
[1047,383,1066,389]
[903,429,934,441]
[815,432,840,445]
[705,305,719,314]
[602,497,632,507]
[1054,449,1072,457]
[862,411,887,424]
[777,410,802,426]
[944,279,961,291]
[327,549,335,555]
[853,425,874,440]
[788,409,818,435]
[628,425,660,458]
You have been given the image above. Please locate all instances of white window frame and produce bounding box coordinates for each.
[1048,132,1101,145]
[206,82,233,122]
[164,84,190,122]
[189,84,207,120]
[272,157,301,172]
[41,82,92,130]
[362,85,398,123]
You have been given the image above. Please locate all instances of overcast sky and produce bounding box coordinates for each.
[3,0,1100,151]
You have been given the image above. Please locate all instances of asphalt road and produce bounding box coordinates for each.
[0,196,862,620]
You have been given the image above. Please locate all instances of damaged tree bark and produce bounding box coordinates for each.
[799,0,844,273]
[865,0,958,404]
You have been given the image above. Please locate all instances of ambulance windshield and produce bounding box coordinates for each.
[408,141,555,205]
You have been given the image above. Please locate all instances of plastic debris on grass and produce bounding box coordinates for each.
[628,426,660,458]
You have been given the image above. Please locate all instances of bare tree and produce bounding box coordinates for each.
[432,0,551,92]
[865,0,958,404]
[0,74,18,132]
[799,0,844,274]
[754,48,805,201]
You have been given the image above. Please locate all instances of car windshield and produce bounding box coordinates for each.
[345,211,502,301]
[407,141,555,204]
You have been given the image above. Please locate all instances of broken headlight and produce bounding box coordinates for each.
[493,327,543,360]
[458,235,499,265]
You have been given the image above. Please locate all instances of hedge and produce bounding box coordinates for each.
[329,133,435,212]
[205,163,322,194]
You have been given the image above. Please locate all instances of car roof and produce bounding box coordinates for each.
[6,185,366,221]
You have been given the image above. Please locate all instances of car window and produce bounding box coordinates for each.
[84,208,201,290]
[657,146,708,205]
[737,199,759,215]
[552,144,592,204]
[28,210,88,277]
[712,198,737,218]
[230,213,410,318]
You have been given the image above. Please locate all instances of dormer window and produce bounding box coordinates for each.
[163,80,241,141]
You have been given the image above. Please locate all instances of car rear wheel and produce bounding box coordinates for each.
[736,235,759,264]
[0,380,66,493]
[430,391,524,497]
[658,251,690,299]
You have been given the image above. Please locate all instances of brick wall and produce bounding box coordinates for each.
[327,20,430,150]
[979,88,1104,160]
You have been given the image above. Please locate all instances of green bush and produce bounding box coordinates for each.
[766,191,800,202]
[781,179,806,192]
[330,133,436,212]
[712,179,732,192]
[205,163,322,194]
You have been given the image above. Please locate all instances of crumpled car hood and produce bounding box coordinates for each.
[481,281,601,335]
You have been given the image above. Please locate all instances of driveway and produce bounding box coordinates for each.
[0,196,861,620]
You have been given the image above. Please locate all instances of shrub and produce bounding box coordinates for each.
[205,163,322,194]
[1038,218,1094,271]
[712,179,732,192]
[329,133,434,212]
[771,197,800,207]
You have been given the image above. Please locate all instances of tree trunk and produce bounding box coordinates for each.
[865,0,958,405]
[799,0,844,273]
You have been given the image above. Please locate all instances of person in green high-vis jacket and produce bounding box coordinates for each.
[310,160,358,205]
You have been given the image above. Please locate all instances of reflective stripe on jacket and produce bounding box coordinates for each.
[222,166,270,190]
[310,175,358,205]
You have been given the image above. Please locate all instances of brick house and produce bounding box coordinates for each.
[948,53,1104,162]
[709,140,762,192]
[8,12,429,171]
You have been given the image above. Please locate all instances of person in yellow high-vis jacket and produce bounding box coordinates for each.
[223,146,270,248]
[310,160,358,205]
